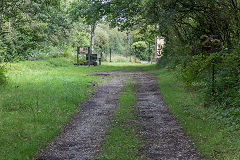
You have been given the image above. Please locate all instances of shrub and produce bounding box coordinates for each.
[131,41,148,60]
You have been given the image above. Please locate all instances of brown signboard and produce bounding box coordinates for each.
[77,47,88,54]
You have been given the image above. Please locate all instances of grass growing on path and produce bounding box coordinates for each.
[0,58,147,160]
[98,82,141,160]
[149,68,240,160]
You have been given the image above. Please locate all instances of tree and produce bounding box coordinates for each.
[131,41,147,60]
[0,0,62,61]
[95,27,109,51]
[70,0,107,55]
[102,0,240,109]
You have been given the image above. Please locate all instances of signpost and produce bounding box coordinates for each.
[155,37,164,58]
[77,47,88,65]
[76,47,97,66]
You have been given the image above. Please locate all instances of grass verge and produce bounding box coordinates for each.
[98,82,141,160]
[0,57,148,160]
[149,68,240,160]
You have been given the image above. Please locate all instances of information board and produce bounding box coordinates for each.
[77,47,88,54]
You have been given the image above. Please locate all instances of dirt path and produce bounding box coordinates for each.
[38,70,201,160]
[133,72,201,160]
[38,71,130,160]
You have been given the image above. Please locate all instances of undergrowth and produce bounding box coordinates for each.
[149,68,240,160]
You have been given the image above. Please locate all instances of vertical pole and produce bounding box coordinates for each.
[148,41,151,63]
[110,48,112,62]
[99,57,101,65]
[88,47,90,66]
[77,47,79,65]
[151,56,153,64]
[134,46,136,63]
[130,50,132,62]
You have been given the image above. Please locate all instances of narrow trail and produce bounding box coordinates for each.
[133,73,201,160]
[38,70,201,160]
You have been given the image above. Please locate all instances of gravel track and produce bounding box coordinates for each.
[38,71,130,160]
[38,70,201,160]
[132,72,201,160]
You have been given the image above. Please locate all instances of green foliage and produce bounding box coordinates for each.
[131,41,148,60]
[168,48,240,125]
[94,23,128,55]
[141,0,240,123]
[108,27,128,55]
[95,25,109,50]
[0,0,90,61]
[70,0,105,25]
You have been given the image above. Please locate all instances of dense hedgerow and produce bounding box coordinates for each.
[157,41,240,126]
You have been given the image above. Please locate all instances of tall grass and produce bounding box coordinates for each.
[0,57,137,159]
[0,64,7,85]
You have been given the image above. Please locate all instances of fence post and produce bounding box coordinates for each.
[212,58,215,97]
[110,48,112,62]
[77,47,80,65]
[130,50,132,62]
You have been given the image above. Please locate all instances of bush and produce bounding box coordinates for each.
[131,41,148,60]
[158,40,240,125]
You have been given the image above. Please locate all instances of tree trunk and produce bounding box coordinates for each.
[90,23,96,55]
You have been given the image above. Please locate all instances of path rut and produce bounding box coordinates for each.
[132,72,201,160]
[38,70,201,160]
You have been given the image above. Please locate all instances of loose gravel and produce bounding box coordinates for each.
[38,70,202,160]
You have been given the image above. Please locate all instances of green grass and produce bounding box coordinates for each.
[98,82,141,160]
[2,56,239,159]
[0,57,147,160]
[104,54,141,63]
[149,68,240,160]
